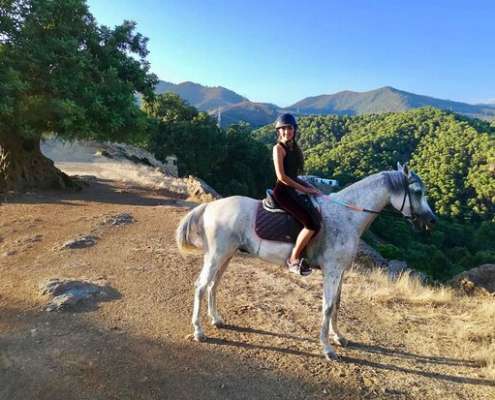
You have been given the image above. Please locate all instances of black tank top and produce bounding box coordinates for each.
[278,142,301,180]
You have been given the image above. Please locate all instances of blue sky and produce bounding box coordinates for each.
[87,0,495,107]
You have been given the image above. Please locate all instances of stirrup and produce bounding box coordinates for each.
[286,258,312,276]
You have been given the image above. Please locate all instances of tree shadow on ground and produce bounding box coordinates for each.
[0,306,359,400]
[2,178,197,208]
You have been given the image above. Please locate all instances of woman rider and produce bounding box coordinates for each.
[272,113,321,276]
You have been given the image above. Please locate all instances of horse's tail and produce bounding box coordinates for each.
[176,203,208,256]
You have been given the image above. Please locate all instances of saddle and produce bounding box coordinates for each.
[255,190,317,243]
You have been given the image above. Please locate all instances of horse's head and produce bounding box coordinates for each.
[389,162,437,231]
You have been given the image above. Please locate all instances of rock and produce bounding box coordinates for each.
[355,241,388,269]
[103,213,135,226]
[450,264,495,296]
[387,259,408,279]
[387,260,428,283]
[185,176,221,203]
[75,175,98,182]
[2,250,17,257]
[39,277,119,311]
[61,235,98,250]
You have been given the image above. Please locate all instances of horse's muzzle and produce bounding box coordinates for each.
[413,212,437,231]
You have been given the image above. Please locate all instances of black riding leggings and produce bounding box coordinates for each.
[272,182,321,232]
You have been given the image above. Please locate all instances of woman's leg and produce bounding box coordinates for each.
[273,184,321,267]
[290,227,315,262]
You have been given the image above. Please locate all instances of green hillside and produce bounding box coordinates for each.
[253,108,495,279]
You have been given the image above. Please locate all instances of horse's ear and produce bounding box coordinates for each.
[398,162,410,176]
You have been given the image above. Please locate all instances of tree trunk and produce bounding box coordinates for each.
[0,134,78,193]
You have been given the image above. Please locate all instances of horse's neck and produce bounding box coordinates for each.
[332,173,391,236]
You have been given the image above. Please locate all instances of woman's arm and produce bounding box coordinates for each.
[273,144,319,194]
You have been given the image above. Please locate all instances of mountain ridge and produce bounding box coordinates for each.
[155,80,495,126]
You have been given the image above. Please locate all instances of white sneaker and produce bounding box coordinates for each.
[286,258,312,276]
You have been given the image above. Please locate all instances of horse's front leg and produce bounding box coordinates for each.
[329,277,348,347]
[320,267,344,360]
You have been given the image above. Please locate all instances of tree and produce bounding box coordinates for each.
[144,95,273,198]
[0,0,157,192]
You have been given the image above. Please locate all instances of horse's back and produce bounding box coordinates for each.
[203,195,259,229]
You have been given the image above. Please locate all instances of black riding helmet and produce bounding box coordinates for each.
[275,113,297,130]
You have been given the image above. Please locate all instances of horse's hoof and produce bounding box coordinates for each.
[212,319,225,328]
[324,349,339,361]
[194,332,207,342]
[325,351,339,361]
[331,336,348,347]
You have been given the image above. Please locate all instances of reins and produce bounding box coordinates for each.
[320,175,415,220]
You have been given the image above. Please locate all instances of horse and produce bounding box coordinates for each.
[176,163,437,360]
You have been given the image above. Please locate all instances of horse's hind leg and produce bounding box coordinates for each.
[207,256,232,328]
[192,251,231,341]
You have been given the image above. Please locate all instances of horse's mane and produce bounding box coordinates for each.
[335,170,406,196]
[382,170,408,194]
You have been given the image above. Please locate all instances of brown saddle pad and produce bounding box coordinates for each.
[255,202,302,243]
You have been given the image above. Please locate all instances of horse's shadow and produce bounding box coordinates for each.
[207,324,494,388]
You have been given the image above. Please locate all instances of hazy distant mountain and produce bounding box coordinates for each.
[155,81,495,126]
[155,81,248,111]
[289,87,495,120]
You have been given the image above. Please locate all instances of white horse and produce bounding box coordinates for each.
[176,163,436,360]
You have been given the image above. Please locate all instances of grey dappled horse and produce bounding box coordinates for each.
[176,163,436,360]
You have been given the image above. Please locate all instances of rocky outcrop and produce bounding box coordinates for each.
[41,138,224,200]
[354,241,427,282]
[185,176,221,203]
[355,241,389,269]
[450,264,495,296]
[42,138,177,177]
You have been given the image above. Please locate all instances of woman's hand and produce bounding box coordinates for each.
[305,186,322,196]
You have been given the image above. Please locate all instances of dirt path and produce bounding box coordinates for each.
[1,180,493,399]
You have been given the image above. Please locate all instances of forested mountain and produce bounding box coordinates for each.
[156,81,495,126]
[252,108,495,279]
[215,101,280,127]
[289,87,495,120]
[155,81,248,111]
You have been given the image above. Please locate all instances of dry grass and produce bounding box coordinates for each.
[347,266,454,306]
[347,266,495,377]
[452,299,495,376]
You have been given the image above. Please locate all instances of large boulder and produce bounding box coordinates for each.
[450,264,495,296]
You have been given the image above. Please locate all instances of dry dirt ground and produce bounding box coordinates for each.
[1,179,494,400]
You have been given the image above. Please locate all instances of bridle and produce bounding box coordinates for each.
[398,175,417,221]
[323,174,418,221]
